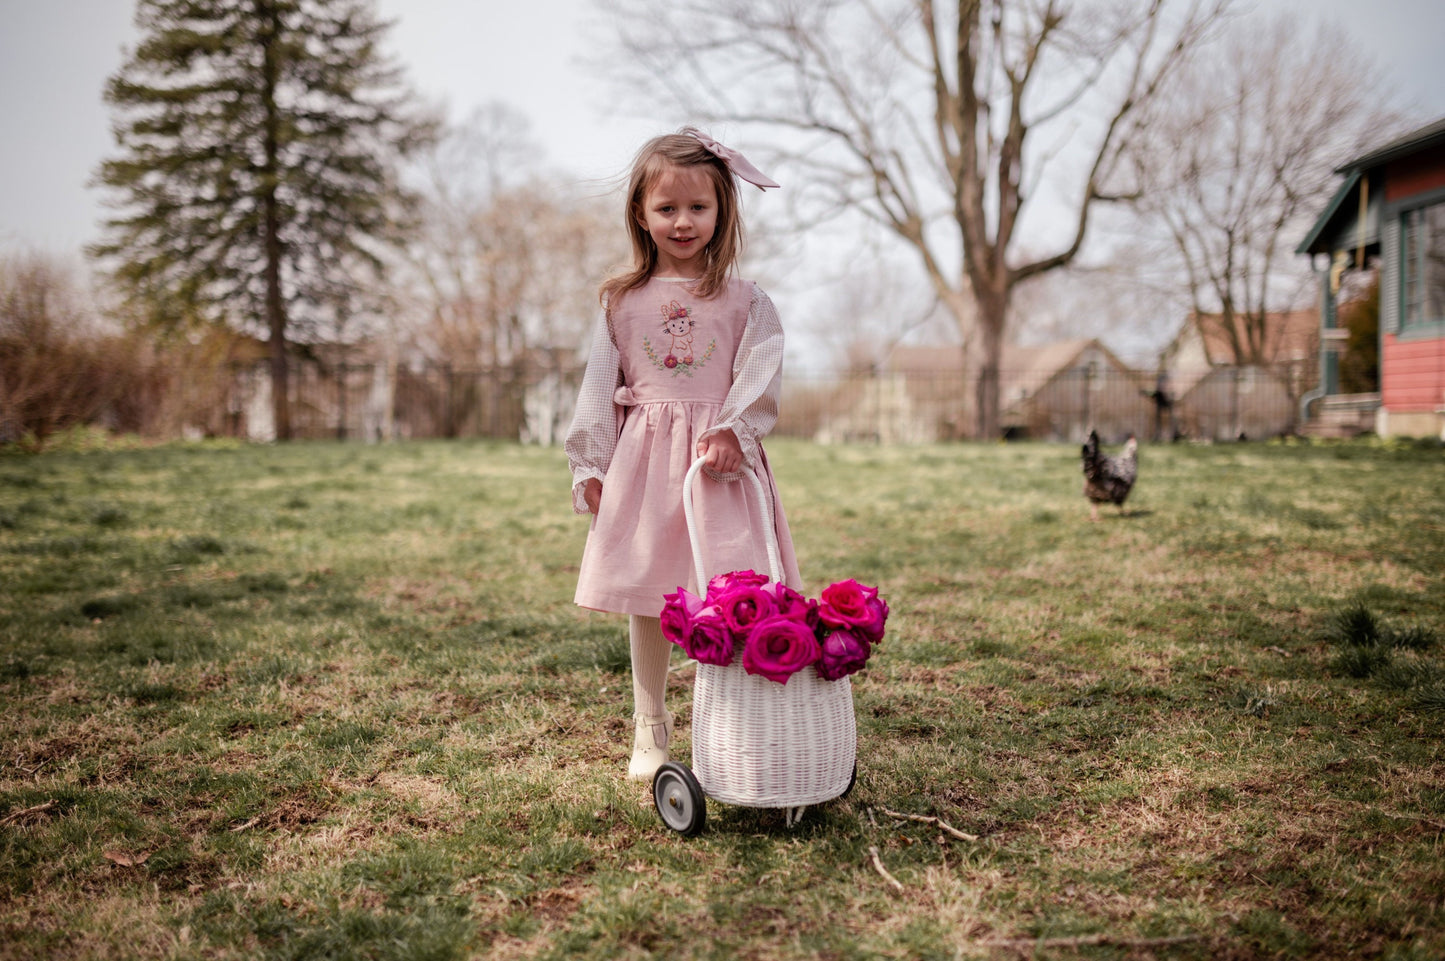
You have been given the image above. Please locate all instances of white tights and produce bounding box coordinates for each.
[628,614,670,719]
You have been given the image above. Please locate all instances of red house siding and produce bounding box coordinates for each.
[1381,333,1445,411]
[1385,145,1445,201]
[1381,143,1445,426]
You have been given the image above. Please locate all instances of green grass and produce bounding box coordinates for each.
[1,436,1443,960]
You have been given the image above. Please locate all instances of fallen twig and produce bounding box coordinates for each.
[0,800,56,826]
[867,845,904,893]
[880,806,978,842]
[102,849,150,867]
[1380,811,1445,832]
[980,933,1205,952]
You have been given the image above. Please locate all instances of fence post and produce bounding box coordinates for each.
[1230,367,1241,441]
[336,362,347,441]
[444,364,456,438]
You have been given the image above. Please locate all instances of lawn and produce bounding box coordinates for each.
[1,436,1442,960]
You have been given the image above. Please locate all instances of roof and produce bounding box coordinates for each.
[1299,115,1445,255]
[1336,116,1445,174]
[1194,309,1318,367]
[998,339,1130,400]
[888,338,1137,397]
[1159,308,1317,398]
[888,343,964,374]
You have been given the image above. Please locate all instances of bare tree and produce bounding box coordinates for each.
[404,107,620,368]
[599,0,1227,437]
[392,108,623,436]
[812,251,955,375]
[1008,263,1171,357]
[0,252,129,447]
[1121,12,1391,367]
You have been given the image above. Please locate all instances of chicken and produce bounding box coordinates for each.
[1081,429,1137,521]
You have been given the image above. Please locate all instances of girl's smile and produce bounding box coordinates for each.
[638,165,718,278]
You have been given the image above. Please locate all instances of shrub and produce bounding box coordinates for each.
[0,252,142,449]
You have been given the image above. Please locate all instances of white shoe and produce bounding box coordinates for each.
[627,712,673,781]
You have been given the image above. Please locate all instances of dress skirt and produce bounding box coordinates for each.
[574,399,801,616]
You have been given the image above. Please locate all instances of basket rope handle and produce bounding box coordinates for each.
[682,457,783,588]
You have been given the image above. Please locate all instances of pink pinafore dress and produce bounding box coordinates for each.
[573,277,801,615]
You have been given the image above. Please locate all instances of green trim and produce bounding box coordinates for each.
[1392,319,1445,342]
[1387,186,1445,335]
[1324,351,1340,395]
[1297,171,1362,255]
[1383,216,1401,334]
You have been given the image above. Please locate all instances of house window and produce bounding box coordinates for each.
[1401,200,1445,328]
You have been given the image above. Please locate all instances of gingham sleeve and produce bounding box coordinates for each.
[564,308,624,513]
[700,283,784,472]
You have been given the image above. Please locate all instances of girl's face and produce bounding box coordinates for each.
[637,164,718,279]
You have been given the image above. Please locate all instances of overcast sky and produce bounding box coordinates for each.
[1,0,1443,256]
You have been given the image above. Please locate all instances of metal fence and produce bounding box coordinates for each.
[100,360,580,444]
[99,361,1306,444]
[779,366,1303,444]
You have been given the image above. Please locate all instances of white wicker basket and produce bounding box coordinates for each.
[681,459,857,809]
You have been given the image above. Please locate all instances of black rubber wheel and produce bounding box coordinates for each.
[652,762,706,836]
[840,761,858,799]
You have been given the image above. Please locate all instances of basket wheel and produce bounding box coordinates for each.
[652,762,706,836]
[840,761,858,799]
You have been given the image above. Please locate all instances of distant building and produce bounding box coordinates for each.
[814,340,1150,443]
[1298,116,1445,439]
[994,340,1150,443]
[1157,309,1318,441]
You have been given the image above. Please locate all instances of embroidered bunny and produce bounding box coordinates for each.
[641,300,716,375]
[660,301,695,368]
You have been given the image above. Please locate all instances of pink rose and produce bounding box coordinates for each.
[818,579,888,643]
[685,606,735,666]
[771,583,820,631]
[853,593,888,644]
[660,586,705,646]
[741,615,822,684]
[664,355,678,368]
[717,585,777,638]
[817,626,871,681]
[707,570,769,599]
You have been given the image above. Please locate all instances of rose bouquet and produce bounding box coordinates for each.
[661,571,887,684]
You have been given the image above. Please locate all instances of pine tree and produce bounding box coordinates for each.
[92,0,435,439]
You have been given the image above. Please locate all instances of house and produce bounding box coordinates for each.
[813,339,1150,443]
[995,339,1150,443]
[1157,309,1318,440]
[1298,116,1445,439]
[810,355,952,444]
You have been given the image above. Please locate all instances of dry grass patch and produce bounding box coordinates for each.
[2,438,1442,960]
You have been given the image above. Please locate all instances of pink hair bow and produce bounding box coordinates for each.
[689,132,780,191]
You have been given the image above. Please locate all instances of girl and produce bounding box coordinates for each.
[565,128,802,780]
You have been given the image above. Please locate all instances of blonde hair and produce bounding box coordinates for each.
[601,127,744,309]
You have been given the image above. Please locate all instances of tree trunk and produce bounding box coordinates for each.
[973,283,1007,441]
[259,0,289,440]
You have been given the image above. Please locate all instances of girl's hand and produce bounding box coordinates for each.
[697,430,743,474]
[583,478,603,514]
